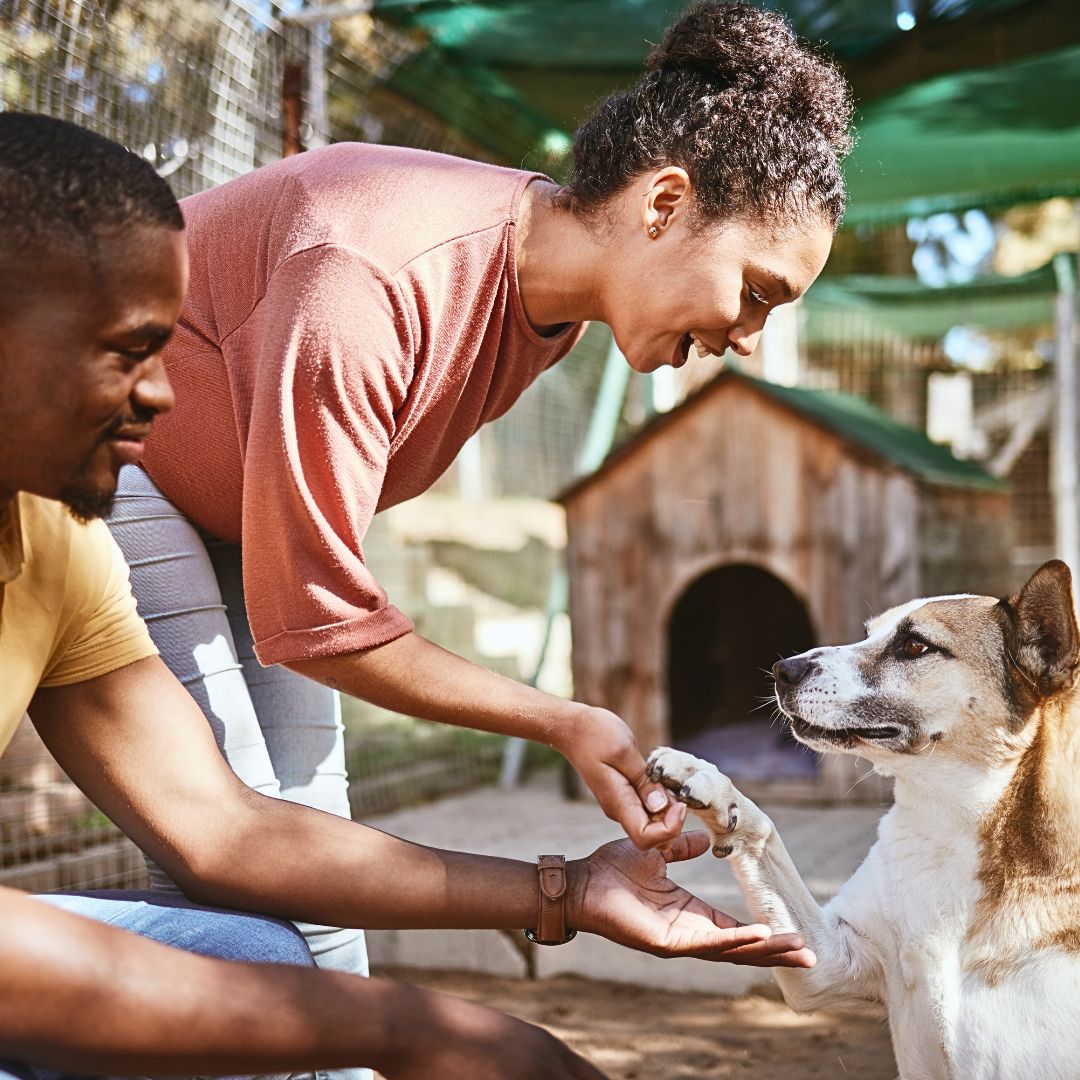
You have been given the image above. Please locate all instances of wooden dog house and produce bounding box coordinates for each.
[560,370,1012,802]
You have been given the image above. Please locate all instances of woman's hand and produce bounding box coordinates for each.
[566,831,816,968]
[554,705,687,850]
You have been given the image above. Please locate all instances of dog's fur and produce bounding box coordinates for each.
[648,560,1080,1080]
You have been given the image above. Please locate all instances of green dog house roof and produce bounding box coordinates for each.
[560,368,1006,503]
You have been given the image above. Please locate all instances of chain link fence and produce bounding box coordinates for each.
[0,0,605,890]
[806,222,1057,580]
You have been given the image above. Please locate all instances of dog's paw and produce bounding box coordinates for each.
[647,747,734,813]
[647,747,770,857]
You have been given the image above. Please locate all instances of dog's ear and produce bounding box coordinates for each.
[999,560,1080,695]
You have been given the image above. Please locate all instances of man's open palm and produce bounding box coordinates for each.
[575,832,817,967]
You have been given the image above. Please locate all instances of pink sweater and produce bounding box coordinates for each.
[142,144,584,665]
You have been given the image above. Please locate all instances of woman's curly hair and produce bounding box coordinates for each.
[556,1,855,230]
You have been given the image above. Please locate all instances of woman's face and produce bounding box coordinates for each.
[597,169,834,373]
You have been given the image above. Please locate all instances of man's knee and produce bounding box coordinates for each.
[237,916,316,968]
[38,892,316,969]
[172,906,317,968]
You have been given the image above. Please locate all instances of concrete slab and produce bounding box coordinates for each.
[365,769,886,994]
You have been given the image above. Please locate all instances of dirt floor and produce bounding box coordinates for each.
[377,966,897,1079]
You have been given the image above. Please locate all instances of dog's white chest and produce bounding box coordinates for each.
[855,810,1080,1079]
[849,814,984,1078]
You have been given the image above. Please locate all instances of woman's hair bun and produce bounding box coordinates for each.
[646,1,793,91]
[646,1,853,156]
[558,0,855,228]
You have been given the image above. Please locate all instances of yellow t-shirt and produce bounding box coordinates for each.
[0,493,158,753]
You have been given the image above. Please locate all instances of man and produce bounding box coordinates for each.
[0,113,813,1079]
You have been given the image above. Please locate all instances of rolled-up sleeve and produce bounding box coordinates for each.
[234,245,417,665]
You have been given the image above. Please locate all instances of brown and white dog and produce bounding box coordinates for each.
[648,560,1080,1080]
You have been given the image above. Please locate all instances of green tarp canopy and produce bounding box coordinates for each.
[371,0,1080,225]
[845,43,1080,225]
[802,259,1064,343]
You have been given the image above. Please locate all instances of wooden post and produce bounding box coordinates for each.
[282,62,305,157]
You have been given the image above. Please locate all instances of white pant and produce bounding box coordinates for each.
[107,466,370,1080]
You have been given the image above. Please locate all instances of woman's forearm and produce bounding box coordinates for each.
[287,630,581,746]
[286,630,681,851]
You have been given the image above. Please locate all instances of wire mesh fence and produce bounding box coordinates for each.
[799,232,1058,581]
[0,717,147,891]
[0,0,600,888]
[0,1,1064,888]
[0,1,496,190]
[2,0,291,195]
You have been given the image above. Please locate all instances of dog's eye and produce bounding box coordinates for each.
[902,637,930,658]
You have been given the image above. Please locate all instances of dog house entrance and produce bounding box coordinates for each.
[666,564,816,781]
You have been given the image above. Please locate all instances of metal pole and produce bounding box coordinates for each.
[1052,237,1079,575]
[577,337,635,474]
[278,3,374,153]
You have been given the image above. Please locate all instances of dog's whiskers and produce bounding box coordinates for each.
[912,735,938,758]
[841,766,878,800]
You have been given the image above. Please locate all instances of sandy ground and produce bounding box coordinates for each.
[375,966,897,1079]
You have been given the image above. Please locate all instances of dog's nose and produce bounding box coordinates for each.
[773,655,816,687]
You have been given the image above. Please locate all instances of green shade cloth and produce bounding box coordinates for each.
[372,0,1079,224]
[374,0,1029,71]
[845,43,1080,224]
[803,260,1062,343]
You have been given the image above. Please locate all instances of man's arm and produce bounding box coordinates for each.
[30,657,811,963]
[288,631,686,850]
[0,885,604,1080]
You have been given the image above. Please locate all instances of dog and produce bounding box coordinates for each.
[648,559,1080,1080]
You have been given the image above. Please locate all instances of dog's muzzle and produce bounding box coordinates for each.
[773,656,919,752]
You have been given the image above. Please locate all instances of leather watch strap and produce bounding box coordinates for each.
[524,855,577,945]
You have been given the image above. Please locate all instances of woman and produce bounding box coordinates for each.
[107,0,853,1029]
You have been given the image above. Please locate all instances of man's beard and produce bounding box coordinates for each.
[59,466,117,523]
[58,406,155,523]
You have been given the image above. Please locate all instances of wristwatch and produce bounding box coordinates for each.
[524,855,578,945]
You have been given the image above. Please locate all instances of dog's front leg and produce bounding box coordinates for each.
[648,748,883,1013]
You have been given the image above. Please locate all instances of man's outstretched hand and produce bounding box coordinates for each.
[568,832,816,968]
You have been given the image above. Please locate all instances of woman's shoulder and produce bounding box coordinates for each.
[179,143,539,286]
[300,144,538,262]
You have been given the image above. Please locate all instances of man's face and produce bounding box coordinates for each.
[0,224,187,518]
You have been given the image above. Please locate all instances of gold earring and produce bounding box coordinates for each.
[649,225,658,237]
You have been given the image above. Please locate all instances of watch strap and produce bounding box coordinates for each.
[524,854,577,945]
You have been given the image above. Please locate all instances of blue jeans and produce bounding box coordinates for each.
[0,890,315,1080]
